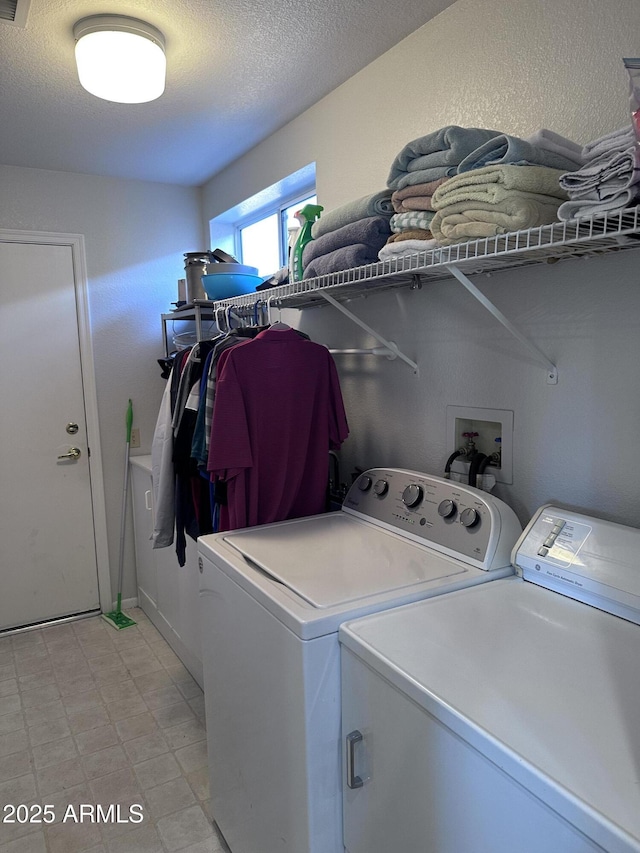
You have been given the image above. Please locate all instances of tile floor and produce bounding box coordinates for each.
[0,607,231,853]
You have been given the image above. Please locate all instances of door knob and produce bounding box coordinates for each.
[58,447,81,460]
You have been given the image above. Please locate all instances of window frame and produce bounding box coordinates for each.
[235,187,317,271]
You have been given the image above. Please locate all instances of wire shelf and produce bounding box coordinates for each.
[192,206,640,314]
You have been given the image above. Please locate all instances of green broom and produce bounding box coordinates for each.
[102,399,137,631]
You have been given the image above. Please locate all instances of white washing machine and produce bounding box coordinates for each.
[340,505,640,853]
[197,467,522,853]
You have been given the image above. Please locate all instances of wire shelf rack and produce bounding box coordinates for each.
[189,206,640,314]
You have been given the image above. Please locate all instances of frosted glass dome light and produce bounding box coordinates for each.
[73,15,166,104]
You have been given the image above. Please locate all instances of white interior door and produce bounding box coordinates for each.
[0,240,101,630]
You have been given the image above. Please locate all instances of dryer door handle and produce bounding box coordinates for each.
[346,730,364,789]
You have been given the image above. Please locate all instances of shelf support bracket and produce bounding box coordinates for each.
[319,291,418,373]
[445,264,558,385]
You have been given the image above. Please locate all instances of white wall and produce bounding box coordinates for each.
[201,0,640,528]
[203,0,639,219]
[3,0,639,609]
[0,164,203,600]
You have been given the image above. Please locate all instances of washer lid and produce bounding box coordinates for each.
[223,513,467,608]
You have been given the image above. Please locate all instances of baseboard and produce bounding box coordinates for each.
[107,596,138,611]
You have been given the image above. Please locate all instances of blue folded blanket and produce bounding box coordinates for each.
[457,134,582,174]
[303,244,379,279]
[302,216,391,268]
[387,126,502,190]
[310,190,394,239]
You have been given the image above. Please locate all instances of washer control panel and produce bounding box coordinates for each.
[344,468,522,569]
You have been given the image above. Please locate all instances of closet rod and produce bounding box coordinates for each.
[319,291,418,373]
[445,263,558,385]
[329,346,397,360]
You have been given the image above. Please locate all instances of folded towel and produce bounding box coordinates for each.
[303,244,379,278]
[302,216,390,268]
[582,125,636,161]
[387,229,433,242]
[387,126,502,190]
[391,178,449,212]
[431,165,567,208]
[310,190,393,239]
[558,148,640,199]
[431,194,563,245]
[379,239,439,261]
[390,210,435,233]
[457,134,582,174]
[557,188,640,220]
[525,129,584,166]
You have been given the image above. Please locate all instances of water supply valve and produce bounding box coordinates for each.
[462,431,479,455]
[489,436,502,466]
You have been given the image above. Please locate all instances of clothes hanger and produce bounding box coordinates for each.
[267,296,290,330]
[215,305,227,333]
[225,305,235,331]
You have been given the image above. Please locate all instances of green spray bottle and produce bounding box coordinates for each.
[290,203,323,282]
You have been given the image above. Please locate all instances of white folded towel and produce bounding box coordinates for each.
[582,125,636,162]
[378,239,439,261]
[525,129,584,166]
[557,189,640,220]
[559,148,640,199]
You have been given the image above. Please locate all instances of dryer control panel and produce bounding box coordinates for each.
[512,504,640,624]
[342,468,522,571]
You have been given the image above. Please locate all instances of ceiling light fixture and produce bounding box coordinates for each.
[73,15,166,104]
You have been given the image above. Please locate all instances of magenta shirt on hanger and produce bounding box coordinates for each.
[207,326,349,531]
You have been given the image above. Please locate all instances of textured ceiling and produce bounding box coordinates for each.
[0,0,455,186]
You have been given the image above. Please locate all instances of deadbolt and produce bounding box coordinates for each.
[66,422,79,435]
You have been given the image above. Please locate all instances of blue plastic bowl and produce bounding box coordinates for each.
[201,263,262,299]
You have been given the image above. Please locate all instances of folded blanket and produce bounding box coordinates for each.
[558,148,640,199]
[431,165,567,208]
[302,216,390,268]
[387,228,433,242]
[387,126,502,190]
[525,129,584,166]
[582,125,636,161]
[310,190,393,239]
[557,188,640,220]
[391,178,449,212]
[379,239,439,261]
[457,134,582,174]
[390,210,435,232]
[303,244,379,278]
[431,194,563,245]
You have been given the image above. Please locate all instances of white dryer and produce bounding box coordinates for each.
[340,505,640,853]
[197,468,522,853]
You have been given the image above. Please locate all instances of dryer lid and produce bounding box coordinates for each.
[223,513,467,608]
[340,578,640,850]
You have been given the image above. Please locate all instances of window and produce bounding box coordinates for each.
[239,193,317,276]
[209,163,317,279]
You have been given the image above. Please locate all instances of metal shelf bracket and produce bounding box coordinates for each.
[319,291,418,373]
[445,264,558,385]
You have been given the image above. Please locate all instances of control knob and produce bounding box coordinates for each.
[460,507,480,528]
[437,499,456,519]
[373,479,389,496]
[402,484,423,508]
[358,475,372,491]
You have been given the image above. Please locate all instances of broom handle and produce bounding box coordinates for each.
[116,400,133,611]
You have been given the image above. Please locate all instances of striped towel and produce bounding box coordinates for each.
[390,211,435,233]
